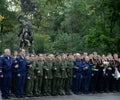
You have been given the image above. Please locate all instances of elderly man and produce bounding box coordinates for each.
[0,49,13,99]
[72,53,83,94]
[82,56,92,94]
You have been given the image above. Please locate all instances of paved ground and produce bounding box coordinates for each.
[1,93,119,100]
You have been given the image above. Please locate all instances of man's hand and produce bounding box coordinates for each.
[91,73,94,76]
[54,68,57,70]
[73,75,76,78]
[106,73,108,76]
[27,76,31,79]
[0,75,3,78]
[83,66,88,70]
[29,64,32,68]
[34,76,37,79]
[37,70,40,73]
[15,64,19,68]
[45,76,48,79]
[17,74,21,77]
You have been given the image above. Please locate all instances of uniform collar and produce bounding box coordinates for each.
[4,55,11,59]
[19,55,25,59]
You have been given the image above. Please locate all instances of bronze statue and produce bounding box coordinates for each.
[18,15,33,50]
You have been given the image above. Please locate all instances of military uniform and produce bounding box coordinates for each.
[47,59,53,95]
[52,59,61,95]
[33,60,43,96]
[104,64,112,92]
[115,60,120,92]
[111,60,119,92]
[37,59,44,95]
[72,59,83,94]
[11,62,16,94]
[0,68,2,91]
[82,61,92,94]
[25,60,34,97]
[65,59,74,95]
[97,60,104,93]
[117,63,120,92]
[90,58,99,93]
[0,55,13,99]
[15,55,27,98]
[42,59,51,96]
[59,59,67,95]
[0,57,3,91]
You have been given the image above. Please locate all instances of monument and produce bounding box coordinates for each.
[18,0,36,53]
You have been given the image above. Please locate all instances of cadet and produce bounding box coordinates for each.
[82,56,92,94]
[52,54,61,96]
[42,54,53,95]
[25,54,35,97]
[72,53,83,94]
[33,55,42,96]
[15,49,27,98]
[42,55,49,96]
[0,49,14,99]
[36,54,44,96]
[65,54,74,95]
[47,54,53,95]
[60,54,68,95]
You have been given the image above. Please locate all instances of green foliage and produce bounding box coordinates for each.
[0,0,17,54]
[34,33,51,54]
[0,0,120,54]
[51,33,84,53]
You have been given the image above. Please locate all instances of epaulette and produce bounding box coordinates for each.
[0,55,4,57]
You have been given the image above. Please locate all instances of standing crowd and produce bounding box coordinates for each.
[0,49,120,99]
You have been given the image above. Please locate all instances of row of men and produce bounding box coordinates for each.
[0,49,120,99]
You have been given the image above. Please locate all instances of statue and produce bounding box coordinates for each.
[17,15,34,52]
[17,0,37,53]
[20,0,36,12]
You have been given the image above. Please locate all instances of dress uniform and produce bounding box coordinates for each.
[0,57,2,91]
[110,60,118,92]
[90,58,99,93]
[82,60,92,94]
[0,55,13,99]
[15,55,27,98]
[98,60,104,92]
[72,58,83,94]
[115,61,120,92]
[0,67,2,90]
[117,63,120,92]
[104,65,112,92]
